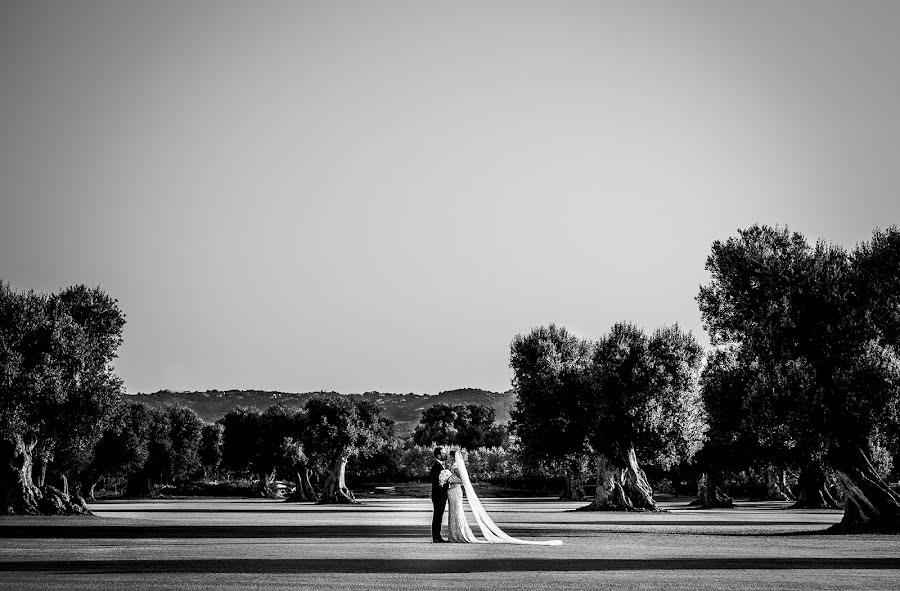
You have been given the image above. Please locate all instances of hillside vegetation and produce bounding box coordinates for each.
[127,387,515,436]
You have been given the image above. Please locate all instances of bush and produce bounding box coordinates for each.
[168,479,259,497]
[399,444,441,480]
[465,446,522,482]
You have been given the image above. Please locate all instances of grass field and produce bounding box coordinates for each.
[2,496,898,590]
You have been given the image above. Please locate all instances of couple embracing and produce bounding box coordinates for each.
[430,446,561,545]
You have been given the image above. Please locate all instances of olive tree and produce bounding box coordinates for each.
[303,395,393,504]
[1,282,125,515]
[509,324,593,500]
[167,405,203,484]
[199,423,224,479]
[580,323,706,511]
[80,402,152,500]
[698,225,900,532]
[412,403,508,450]
[219,406,262,476]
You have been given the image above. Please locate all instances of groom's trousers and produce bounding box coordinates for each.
[431,494,447,540]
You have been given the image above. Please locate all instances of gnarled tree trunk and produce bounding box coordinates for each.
[559,468,586,501]
[692,471,734,508]
[1,434,40,515]
[257,470,282,498]
[765,466,793,501]
[621,447,656,510]
[792,461,840,509]
[829,443,900,533]
[80,468,102,502]
[1,433,92,516]
[32,456,47,488]
[318,456,357,504]
[85,480,98,502]
[580,449,658,511]
[286,465,318,502]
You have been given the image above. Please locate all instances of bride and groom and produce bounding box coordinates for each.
[430,447,561,545]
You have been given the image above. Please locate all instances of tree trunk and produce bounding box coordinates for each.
[829,443,900,533]
[318,456,358,504]
[1,433,92,516]
[559,468,586,501]
[621,447,656,510]
[1,433,41,515]
[80,466,101,502]
[32,457,47,488]
[692,471,734,508]
[765,466,793,501]
[257,470,280,498]
[580,449,658,511]
[792,461,840,509]
[286,466,318,502]
[85,480,97,502]
[580,452,628,510]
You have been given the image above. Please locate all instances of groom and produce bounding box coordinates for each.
[430,447,449,543]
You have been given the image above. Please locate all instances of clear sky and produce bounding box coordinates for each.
[2,1,899,394]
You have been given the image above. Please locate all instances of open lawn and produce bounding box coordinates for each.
[2,497,898,590]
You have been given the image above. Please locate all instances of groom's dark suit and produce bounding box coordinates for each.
[430,459,448,541]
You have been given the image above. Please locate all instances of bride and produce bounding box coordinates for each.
[445,450,562,545]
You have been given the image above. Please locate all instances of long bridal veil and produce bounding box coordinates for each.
[454,451,562,546]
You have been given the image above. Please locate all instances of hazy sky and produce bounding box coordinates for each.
[2,1,899,394]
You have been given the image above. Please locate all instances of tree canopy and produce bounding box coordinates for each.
[509,322,705,510]
[1,282,126,514]
[413,402,508,450]
[303,395,394,503]
[698,224,900,532]
[580,322,706,510]
[509,324,593,499]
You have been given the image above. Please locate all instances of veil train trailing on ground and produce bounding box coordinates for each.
[454,451,562,545]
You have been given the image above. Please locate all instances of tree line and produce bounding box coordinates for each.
[509,225,900,532]
[2,224,899,532]
[69,397,518,504]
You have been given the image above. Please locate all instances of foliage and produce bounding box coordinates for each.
[0,282,126,511]
[218,406,262,475]
[398,444,440,480]
[509,324,593,479]
[697,225,900,530]
[697,225,900,464]
[465,446,522,482]
[412,403,508,449]
[350,437,403,480]
[166,405,203,483]
[141,406,175,488]
[256,404,302,479]
[583,322,706,468]
[277,437,309,478]
[0,281,126,450]
[199,423,224,478]
[86,403,152,492]
[696,348,757,471]
[303,395,394,469]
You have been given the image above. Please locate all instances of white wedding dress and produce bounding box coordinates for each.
[446,451,562,545]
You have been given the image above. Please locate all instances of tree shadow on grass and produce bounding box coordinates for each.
[0,523,842,539]
[1,557,898,574]
[0,525,424,539]
[91,507,428,513]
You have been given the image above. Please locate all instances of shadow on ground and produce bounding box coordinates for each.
[1,557,898,574]
[0,521,836,539]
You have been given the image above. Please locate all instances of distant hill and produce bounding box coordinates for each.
[126,387,517,436]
